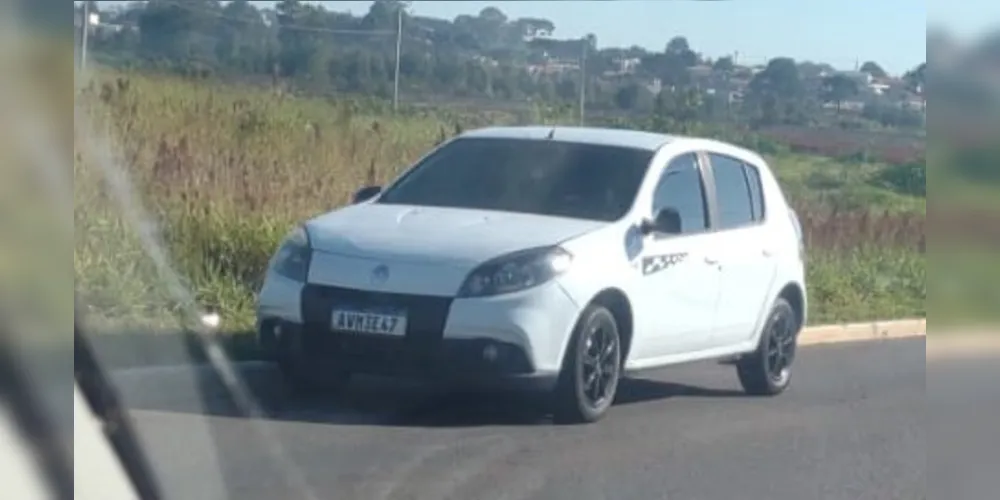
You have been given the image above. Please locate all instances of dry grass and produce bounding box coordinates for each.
[797,209,925,252]
[74,71,925,334]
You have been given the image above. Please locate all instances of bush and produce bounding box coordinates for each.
[872,160,926,196]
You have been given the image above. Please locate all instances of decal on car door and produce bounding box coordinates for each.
[641,252,688,276]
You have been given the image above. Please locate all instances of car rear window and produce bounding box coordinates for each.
[378,137,654,222]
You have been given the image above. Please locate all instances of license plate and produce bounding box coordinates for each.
[331,309,407,336]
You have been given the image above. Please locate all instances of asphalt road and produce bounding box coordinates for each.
[121,338,944,500]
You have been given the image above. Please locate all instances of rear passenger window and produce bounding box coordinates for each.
[652,154,708,234]
[743,163,765,221]
[709,154,755,229]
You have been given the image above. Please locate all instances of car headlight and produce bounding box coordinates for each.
[457,246,573,298]
[269,225,312,282]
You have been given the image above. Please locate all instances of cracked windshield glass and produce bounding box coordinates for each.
[57,0,994,498]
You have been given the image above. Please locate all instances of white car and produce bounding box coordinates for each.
[256,126,807,423]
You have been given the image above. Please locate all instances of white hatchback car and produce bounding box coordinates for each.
[256,126,807,423]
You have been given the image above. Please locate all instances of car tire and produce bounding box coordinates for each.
[276,331,351,395]
[553,304,623,424]
[737,297,799,396]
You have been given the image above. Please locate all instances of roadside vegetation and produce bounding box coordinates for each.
[74,72,925,342]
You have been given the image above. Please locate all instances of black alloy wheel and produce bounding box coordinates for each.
[554,305,622,424]
[737,297,798,396]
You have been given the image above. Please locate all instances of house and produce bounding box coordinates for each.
[603,56,641,77]
[645,77,662,96]
[473,55,499,68]
[687,64,714,80]
[899,92,927,112]
[526,57,581,77]
[868,77,893,96]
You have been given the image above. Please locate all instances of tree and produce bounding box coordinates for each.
[654,87,701,130]
[138,0,222,65]
[478,6,507,25]
[820,74,859,114]
[361,0,409,30]
[274,0,312,76]
[664,36,697,67]
[614,82,653,111]
[217,0,275,71]
[712,56,734,73]
[665,36,690,55]
[903,62,926,94]
[639,37,697,89]
[745,57,805,126]
[859,61,887,78]
[555,77,578,101]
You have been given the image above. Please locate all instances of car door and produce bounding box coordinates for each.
[632,153,724,358]
[703,152,779,347]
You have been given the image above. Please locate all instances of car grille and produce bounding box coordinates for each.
[299,284,453,371]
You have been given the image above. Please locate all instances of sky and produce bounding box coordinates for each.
[95,0,1000,75]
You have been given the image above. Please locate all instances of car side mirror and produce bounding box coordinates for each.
[641,207,682,235]
[352,185,382,204]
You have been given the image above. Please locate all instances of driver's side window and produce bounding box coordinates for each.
[651,153,709,234]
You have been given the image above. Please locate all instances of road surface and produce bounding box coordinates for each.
[118,338,958,500]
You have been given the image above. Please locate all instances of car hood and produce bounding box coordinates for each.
[305,203,605,266]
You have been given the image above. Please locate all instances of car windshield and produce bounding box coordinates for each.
[377,137,653,221]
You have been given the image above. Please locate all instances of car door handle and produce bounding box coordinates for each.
[762,248,774,258]
[704,256,720,265]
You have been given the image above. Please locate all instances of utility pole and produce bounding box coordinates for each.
[79,0,90,71]
[579,38,587,126]
[393,7,403,112]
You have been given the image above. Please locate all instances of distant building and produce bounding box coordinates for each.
[526,52,580,77]
[838,70,874,86]
[646,77,662,96]
[603,56,640,77]
[868,77,893,96]
[473,55,499,68]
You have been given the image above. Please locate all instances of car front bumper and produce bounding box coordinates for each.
[255,272,581,389]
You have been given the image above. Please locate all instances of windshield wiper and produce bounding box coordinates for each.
[74,299,164,499]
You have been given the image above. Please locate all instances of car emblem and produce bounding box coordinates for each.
[371,264,390,285]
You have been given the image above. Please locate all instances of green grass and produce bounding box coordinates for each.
[74,71,926,358]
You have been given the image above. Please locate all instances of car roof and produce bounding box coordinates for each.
[458,126,680,152]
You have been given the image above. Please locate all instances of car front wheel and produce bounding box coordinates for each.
[737,297,799,396]
[553,304,623,424]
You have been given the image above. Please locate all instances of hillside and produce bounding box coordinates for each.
[80,0,926,136]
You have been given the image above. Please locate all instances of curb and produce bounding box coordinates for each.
[797,318,926,346]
